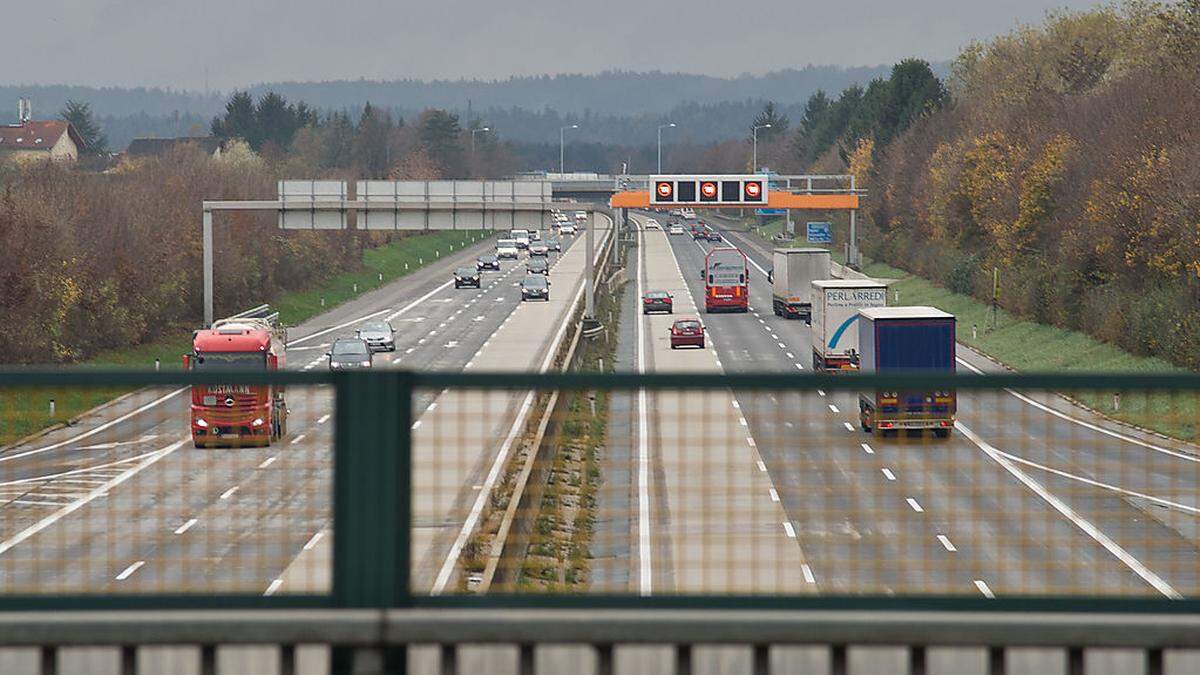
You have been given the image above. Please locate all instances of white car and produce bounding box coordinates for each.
[669,225,685,235]
[496,239,519,259]
[560,223,577,235]
[644,219,661,230]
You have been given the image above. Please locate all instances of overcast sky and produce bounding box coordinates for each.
[12,0,1105,90]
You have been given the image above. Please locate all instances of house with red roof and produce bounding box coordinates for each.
[0,99,86,163]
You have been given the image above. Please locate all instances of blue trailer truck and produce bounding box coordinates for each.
[857,306,956,438]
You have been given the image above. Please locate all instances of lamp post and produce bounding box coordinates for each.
[470,126,490,155]
[752,123,772,172]
[657,122,676,173]
[559,124,578,174]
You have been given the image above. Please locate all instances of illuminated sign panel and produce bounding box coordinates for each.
[650,175,769,206]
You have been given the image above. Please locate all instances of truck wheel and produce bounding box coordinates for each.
[934,428,951,439]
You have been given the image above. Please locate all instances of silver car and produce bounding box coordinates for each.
[355,321,396,352]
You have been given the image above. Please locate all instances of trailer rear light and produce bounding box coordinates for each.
[879,422,894,429]
[940,421,952,427]
[252,418,264,427]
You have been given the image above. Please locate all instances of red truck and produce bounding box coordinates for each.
[184,313,288,448]
[704,247,750,313]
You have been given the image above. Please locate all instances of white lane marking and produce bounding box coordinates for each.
[782,522,796,538]
[731,400,740,409]
[289,309,390,346]
[406,348,416,354]
[756,460,767,472]
[955,357,1200,464]
[411,420,422,430]
[635,225,653,597]
[303,531,324,551]
[795,363,804,370]
[384,280,457,323]
[434,216,613,595]
[828,404,840,413]
[115,560,145,581]
[0,439,186,557]
[843,422,855,432]
[994,448,1200,515]
[219,486,239,500]
[769,488,779,502]
[174,519,198,535]
[881,468,896,481]
[317,414,331,425]
[0,388,188,464]
[428,402,438,412]
[739,417,748,427]
[937,534,957,552]
[974,579,995,598]
[777,342,786,349]
[955,421,1181,599]
[0,450,162,488]
[289,433,307,445]
[817,390,826,397]
[264,579,283,596]
[801,564,816,584]
[465,360,474,368]
[258,456,277,469]
[786,352,794,359]
[906,497,924,513]
[746,437,756,448]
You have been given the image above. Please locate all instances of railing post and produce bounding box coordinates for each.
[332,370,412,674]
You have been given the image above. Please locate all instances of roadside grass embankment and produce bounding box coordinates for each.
[0,230,494,447]
[741,222,1194,440]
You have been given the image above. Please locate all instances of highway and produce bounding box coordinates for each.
[615,212,1200,600]
[0,219,607,600]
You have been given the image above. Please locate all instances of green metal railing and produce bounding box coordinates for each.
[1,368,1200,614]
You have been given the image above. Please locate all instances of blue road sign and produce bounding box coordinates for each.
[755,208,786,216]
[807,221,832,243]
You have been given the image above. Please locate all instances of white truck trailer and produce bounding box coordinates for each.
[811,279,888,372]
[771,248,831,323]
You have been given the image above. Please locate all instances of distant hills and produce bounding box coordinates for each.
[0,64,949,149]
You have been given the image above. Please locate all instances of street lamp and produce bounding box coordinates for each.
[752,123,772,172]
[560,124,578,174]
[657,122,676,173]
[470,126,490,155]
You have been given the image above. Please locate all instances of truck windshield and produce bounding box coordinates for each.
[192,352,265,370]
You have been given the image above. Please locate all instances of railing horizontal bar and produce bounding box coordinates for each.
[2,609,1198,649]
[7,368,1200,392]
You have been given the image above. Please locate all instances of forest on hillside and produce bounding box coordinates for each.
[860,1,1200,368]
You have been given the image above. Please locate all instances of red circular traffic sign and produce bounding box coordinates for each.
[744,181,762,198]
[701,182,717,198]
[656,182,673,198]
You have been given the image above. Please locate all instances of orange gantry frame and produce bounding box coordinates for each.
[609,190,859,210]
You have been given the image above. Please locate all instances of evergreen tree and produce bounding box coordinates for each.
[59,100,108,155]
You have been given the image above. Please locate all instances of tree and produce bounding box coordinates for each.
[59,100,108,156]
[211,91,258,147]
[353,103,396,178]
[749,101,789,141]
[1055,40,1111,93]
[419,109,464,176]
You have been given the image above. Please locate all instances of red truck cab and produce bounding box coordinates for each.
[185,317,287,448]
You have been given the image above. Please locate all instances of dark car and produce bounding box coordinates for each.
[520,274,550,301]
[355,321,395,352]
[704,226,722,242]
[669,318,705,349]
[476,254,500,271]
[327,338,373,370]
[546,236,562,252]
[642,290,673,314]
[527,257,549,275]
[454,267,481,288]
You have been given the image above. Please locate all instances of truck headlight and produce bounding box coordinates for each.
[252,418,264,426]
[195,418,208,428]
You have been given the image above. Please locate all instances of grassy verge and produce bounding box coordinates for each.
[0,230,493,446]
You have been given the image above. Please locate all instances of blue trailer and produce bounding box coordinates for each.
[857,306,956,437]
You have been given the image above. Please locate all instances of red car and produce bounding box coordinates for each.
[669,318,705,349]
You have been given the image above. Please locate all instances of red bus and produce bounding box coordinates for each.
[704,247,749,312]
